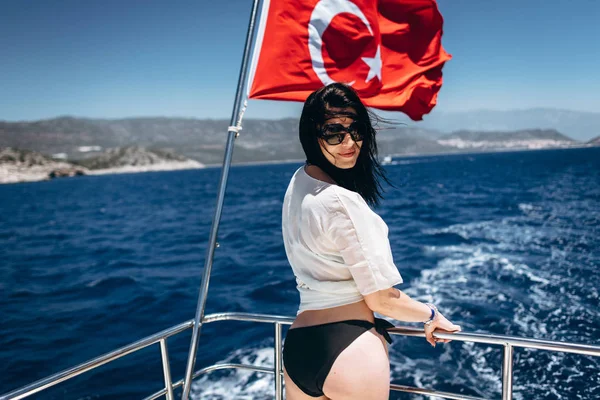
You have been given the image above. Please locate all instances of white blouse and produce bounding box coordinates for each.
[281,165,403,314]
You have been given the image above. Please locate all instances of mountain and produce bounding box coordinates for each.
[0,116,591,167]
[376,127,452,155]
[0,146,60,167]
[417,108,600,142]
[0,117,301,165]
[587,136,600,146]
[75,146,203,170]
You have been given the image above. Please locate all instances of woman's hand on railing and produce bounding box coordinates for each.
[424,311,461,348]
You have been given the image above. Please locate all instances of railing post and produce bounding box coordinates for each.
[502,344,513,400]
[159,339,174,400]
[274,322,283,400]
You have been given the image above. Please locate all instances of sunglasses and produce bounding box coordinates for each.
[319,121,365,145]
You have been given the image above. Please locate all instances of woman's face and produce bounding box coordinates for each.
[318,107,363,169]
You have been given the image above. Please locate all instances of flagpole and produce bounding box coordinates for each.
[180,0,263,398]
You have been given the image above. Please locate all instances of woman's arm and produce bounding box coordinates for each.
[363,287,462,347]
[363,287,431,322]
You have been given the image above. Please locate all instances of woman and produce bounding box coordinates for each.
[281,83,462,400]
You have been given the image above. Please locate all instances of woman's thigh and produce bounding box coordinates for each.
[322,328,390,400]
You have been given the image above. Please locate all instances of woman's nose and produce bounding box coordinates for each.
[341,133,355,146]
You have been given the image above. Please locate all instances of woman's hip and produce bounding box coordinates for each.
[282,318,393,398]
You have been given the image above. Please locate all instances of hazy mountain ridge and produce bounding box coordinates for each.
[418,108,600,141]
[376,127,450,155]
[0,117,301,164]
[1,114,594,165]
[588,136,600,145]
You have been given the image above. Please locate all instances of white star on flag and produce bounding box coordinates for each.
[361,45,382,83]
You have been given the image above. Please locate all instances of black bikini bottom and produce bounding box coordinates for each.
[282,318,394,397]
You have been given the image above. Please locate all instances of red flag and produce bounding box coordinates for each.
[247,0,451,120]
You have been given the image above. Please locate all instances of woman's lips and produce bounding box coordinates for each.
[339,151,355,158]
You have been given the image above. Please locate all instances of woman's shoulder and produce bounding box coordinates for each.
[292,164,368,212]
[312,185,368,217]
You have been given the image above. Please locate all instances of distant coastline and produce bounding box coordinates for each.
[383,141,596,160]
[86,160,205,175]
[4,145,598,185]
[1,115,597,184]
[0,146,205,184]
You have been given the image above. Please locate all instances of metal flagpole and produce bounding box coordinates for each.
[181,0,263,398]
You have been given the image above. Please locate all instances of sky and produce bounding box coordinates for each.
[1,0,599,121]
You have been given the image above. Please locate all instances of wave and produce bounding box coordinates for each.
[191,346,275,400]
[408,214,600,398]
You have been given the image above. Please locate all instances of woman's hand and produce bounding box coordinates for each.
[424,311,461,348]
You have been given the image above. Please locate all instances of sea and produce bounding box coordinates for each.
[1,147,599,400]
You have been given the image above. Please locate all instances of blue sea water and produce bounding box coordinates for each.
[1,147,599,400]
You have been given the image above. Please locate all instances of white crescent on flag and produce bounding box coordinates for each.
[307,0,381,86]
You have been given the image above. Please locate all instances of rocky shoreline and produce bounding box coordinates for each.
[0,147,205,184]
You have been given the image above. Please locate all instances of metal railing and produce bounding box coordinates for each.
[2,312,599,400]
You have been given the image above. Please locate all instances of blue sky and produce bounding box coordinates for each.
[1,0,599,121]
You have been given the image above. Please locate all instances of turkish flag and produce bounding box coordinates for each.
[247,0,451,120]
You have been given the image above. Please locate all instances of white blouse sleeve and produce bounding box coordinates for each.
[324,189,403,295]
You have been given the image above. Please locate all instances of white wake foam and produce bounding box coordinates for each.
[412,211,599,398]
[190,346,276,400]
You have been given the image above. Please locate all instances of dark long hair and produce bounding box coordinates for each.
[299,83,392,207]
